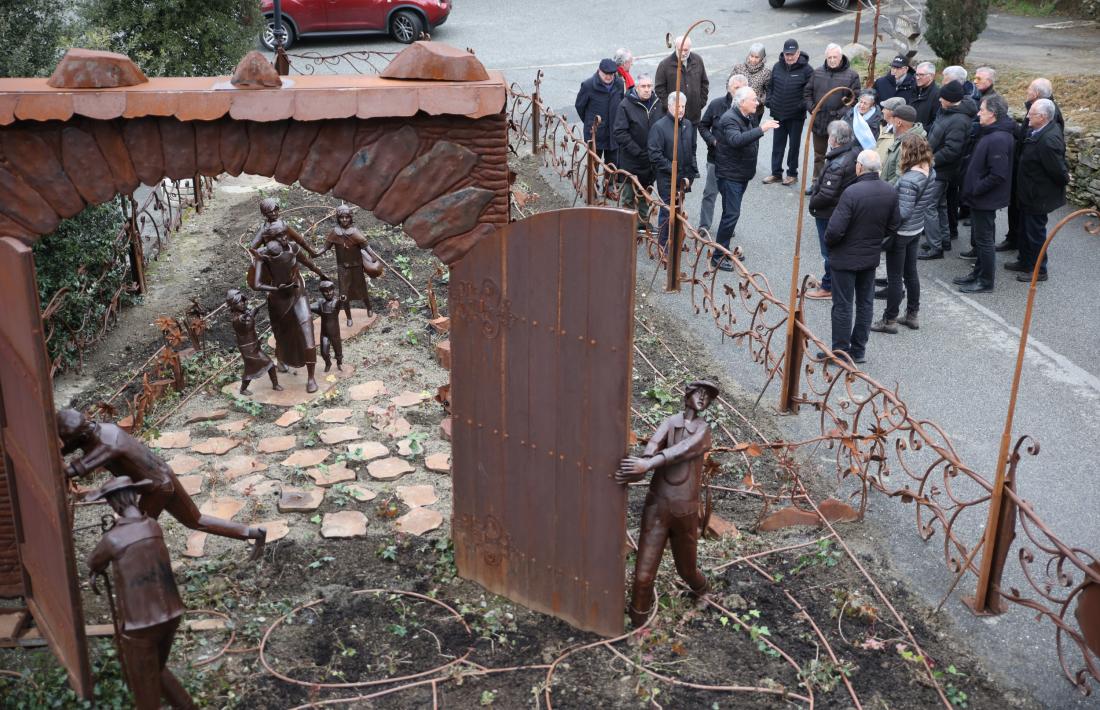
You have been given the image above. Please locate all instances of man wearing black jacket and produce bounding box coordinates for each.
[822,147,897,363]
[713,87,778,270]
[654,36,708,126]
[806,120,860,299]
[1006,98,1069,282]
[823,150,900,365]
[873,55,917,106]
[911,62,940,128]
[613,73,665,232]
[697,74,745,233]
[953,95,1015,293]
[999,78,1065,253]
[805,44,862,181]
[920,81,975,259]
[648,92,698,252]
[764,39,813,186]
[575,58,625,196]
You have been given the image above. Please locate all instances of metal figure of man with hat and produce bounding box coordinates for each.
[57,408,267,559]
[86,476,196,710]
[617,378,718,626]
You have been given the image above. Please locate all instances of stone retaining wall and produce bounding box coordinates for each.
[1065,126,1100,209]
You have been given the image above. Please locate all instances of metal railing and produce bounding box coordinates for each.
[506,77,1100,695]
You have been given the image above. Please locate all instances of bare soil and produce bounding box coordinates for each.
[1,160,1036,709]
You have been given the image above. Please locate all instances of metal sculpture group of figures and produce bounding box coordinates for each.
[233,198,382,394]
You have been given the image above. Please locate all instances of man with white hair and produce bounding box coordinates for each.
[807,120,860,300]
[697,74,748,234]
[1000,77,1065,253]
[648,92,699,252]
[910,61,941,128]
[805,43,861,183]
[1006,97,1069,283]
[614,48,635,91]
[822,149,900,364]
[712,87,778,270]
[655,35,708,125]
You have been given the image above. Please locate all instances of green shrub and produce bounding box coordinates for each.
[0,0,65,77]
[80,0,262,77]
[925,0,993,65]
[34,203,133,372]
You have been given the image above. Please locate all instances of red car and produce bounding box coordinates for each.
[260,0,451,49]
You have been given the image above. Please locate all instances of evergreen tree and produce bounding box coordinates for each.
[0,0,65,77]
[924,0,992,65]
[80,0,261,77]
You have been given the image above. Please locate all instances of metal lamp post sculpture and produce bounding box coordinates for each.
[272,0,290,76]
[777,85,857,413]
[965,208,1100,614]
[664,19,715,293]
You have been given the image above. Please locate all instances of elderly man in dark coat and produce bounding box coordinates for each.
[655,35,708,126]
[1000,78,1065,253]
[911,61,941,128]
[648,92,698,252]
[807,120,860,300]
[613,73,665,231]
[920,81,975,259]
[1005,97,1069,283]
[953,94,1015,293]
[805,43,862,181]
[697,74,745,234]
[764,38,813,186]
[873,54,917,106]
[713,86,779,270]
[823,150,901,364]
[575,58,625,195]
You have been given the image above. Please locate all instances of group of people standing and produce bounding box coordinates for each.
[574,38,1071,366]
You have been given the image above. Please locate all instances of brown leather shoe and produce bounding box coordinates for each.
[762,175,781,184]
[805,288,832,300]
[782,175,798,186]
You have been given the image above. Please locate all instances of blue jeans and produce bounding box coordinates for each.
[814,217,832,292]
[714,177,748,261]
[830,267,876,360]
[770,117,804,179]
[698,161,719,232]
[1019,211,1050,275]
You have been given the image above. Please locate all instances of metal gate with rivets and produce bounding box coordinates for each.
[449,207,636,637]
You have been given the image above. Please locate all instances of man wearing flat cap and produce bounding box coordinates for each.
[873,54,917,106]
[575,58,625,196]
[87,476,195,710]
[617,379,718,627]
[57,408,267,559]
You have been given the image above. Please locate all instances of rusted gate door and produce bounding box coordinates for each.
[0,237,91,695]
[450,207,635,637]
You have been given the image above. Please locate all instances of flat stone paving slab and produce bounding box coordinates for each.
[391,390,430,407]
[216,418,252,434]
[254,519,290,544]
[344,483,377,501]
[167,454,203,475]
[367,457,413,480]
[184,532,207,558]
[349,380,387,401]
[200,496,244,519]
[321,511,368,538]
[191,437,241,455]
[307,462,356,486]
[396,507,443,536]
[179,474,204,496]
[185,409,228,424]
[218,455,268,480]
[278,487,324,512]
[346,441,389,461]
[257,435,296,453]
[274,410,302,427]
[319,425,359,445]
[425,452,451,473]
[151,430,191,449]
[282,449,330,468]
[396,484,437,507]
[316,408,353,423]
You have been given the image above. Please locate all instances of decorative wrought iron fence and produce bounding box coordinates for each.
[505,77,1100,695]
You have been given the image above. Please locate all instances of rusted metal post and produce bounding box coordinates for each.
[853,1,863,45]
[531,70,543,156]
[966,208,1100,614]
[273,0,290,76]
[585,143,597,206]
[664,19,716,293]
[777,85,855,413]
[780,303,806,413]
[867,0,882,87]
[192,175,203,214]
[126,195,146,295]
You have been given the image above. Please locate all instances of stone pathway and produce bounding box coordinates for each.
[147,303,451,558]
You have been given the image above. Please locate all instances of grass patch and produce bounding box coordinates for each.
[992,0,1060,15]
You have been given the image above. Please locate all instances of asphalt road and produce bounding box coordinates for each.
[270,2,1100,705]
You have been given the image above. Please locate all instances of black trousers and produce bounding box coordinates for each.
[883,234,921,320]
[1019,211,1050,275]
[770,117,804,179]
[830,267,876,360]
